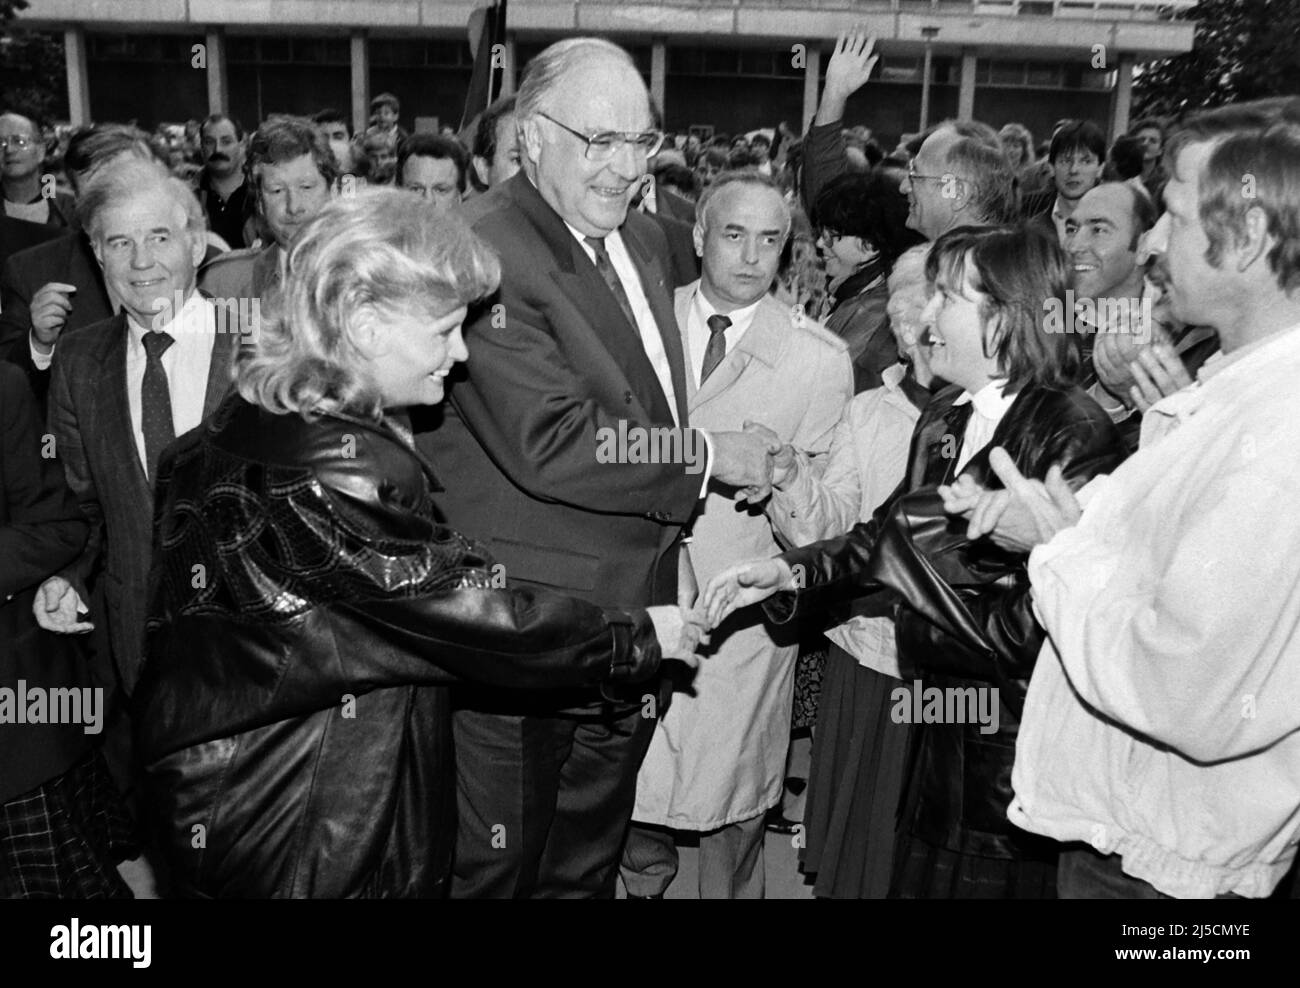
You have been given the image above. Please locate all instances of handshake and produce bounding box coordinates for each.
[709,421,796,505]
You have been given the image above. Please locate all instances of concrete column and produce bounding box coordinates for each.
[650,38,666,121]
[205,27,229,116]
[64,27,92,126]
[1110,53,1135,142]
[500,32,517,98]
[801,45,821,134]
[957,47,977,121]
[919,42,935,131]
[351,31,369,135]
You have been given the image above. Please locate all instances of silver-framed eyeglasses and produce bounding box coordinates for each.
[537,111,664,161]
[907,158,947,185]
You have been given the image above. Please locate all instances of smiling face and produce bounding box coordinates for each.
[401,155,461,213]
[918,258,1002,394]
[899,126,960,240]
[360,303,469,410]
[695,182,787,310]
[93,191,205,328]
[257,153,331,248]
[201,119,244,180]
[523,54,653,237]
[1064,183,1140,300]
[816,228,878,288]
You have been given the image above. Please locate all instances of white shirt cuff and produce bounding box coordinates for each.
[30,334,53,370]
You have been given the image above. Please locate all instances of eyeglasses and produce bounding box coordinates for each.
[906,159,948,185]
[537,112,664,162]
[0,135,34,150]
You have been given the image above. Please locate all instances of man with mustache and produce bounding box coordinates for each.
[197,114,249,249]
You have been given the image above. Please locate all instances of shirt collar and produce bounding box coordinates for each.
[1197,321,1300,384]
[565,219,623,253]
[953,379,1015,419]
[691,286,763,335]
[126,290,211,346]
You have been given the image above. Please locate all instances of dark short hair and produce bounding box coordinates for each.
[63,124,168,182]
[652,161,697,198]
[812,171,920,272]
[200,113,244,142]
[472,94,516,162]
[397,133,470,193]
[925,223,1081,393]
[1106,136,1145,181]
[1050,120,1107,164]
[370,92,400,113]
[246,116,339,193]
[312,108,351,137]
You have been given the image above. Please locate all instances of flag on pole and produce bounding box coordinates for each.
[460,0,508,133]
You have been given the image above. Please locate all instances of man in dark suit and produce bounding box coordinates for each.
[0,125,185,403]
[417,37,772,898]
[0,214,61,274]
[36,160,236,709]
[0,362,139,898]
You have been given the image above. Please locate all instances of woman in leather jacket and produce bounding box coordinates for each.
[132,190,701,898]
[703,224,1127,897]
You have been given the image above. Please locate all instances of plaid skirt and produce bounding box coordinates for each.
[0,749,137,899]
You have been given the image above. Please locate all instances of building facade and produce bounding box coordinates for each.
[18,0,1196,144]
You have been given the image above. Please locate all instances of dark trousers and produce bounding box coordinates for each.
[450,700,657,898]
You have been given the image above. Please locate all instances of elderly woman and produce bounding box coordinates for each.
[704,224,1127,898]
[133,189,698,898]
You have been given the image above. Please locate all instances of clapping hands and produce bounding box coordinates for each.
[938,447,1081,553]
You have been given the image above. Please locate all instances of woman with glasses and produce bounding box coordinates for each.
[811,171,923,394]
[132,189,702,898]
[703,223,1127,897]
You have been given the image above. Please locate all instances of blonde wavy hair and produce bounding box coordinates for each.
[238,187,500,419]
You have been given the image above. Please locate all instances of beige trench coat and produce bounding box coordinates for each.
[633,284,853,830]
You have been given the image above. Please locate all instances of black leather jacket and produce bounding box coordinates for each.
[770,383,1126,859]
[133,395,661,898]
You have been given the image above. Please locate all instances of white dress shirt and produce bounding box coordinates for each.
[684,287,762,386]
[125,292,216,474]
[566,221,681,425]
[952,379,1017,474]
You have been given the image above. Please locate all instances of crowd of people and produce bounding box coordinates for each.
[1,27,1298,900]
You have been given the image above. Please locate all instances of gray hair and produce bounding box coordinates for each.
[77,157,206,244]
[237,187,500,420]
[515,37,640,122]
[944,137,1020,224]
[694,169,792,239]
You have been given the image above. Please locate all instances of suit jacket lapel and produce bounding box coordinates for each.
[203,320,237,419]
[93,314,151,502]
[624,216,690,426]
[674,285,698,408]
[508,174,677,426]
[688,293,786,412]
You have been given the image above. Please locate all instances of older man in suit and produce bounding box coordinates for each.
[416,37,774,898]
[36,160,237,704]
[621,170,851,898]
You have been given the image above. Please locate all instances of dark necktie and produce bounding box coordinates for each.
[141,330,176,483]
[584,236,637,330]
[700,313,731,385]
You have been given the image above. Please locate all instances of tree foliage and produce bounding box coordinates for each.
[1135,0,1300,120]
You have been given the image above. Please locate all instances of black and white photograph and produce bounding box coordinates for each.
[0,0,1294,968]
